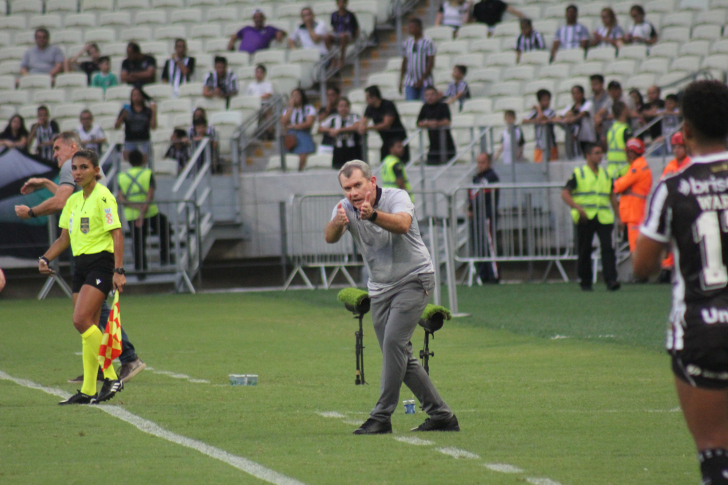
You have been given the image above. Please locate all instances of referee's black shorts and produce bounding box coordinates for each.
[672,322,728,390]
[72,251,114,295]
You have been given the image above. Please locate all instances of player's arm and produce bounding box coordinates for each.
[633,234,666,279]
[561,187,588,222]
[325,202,349,243]
[21,177,59,195]
[111,227,126,292]
[613,170,637,194]
[38,228,71,274]
[15,184,74,219]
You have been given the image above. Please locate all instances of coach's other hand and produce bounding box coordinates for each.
[335,202,349,227]
[360,192,373,220]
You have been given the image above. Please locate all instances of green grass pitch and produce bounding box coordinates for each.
[0,284,698,484]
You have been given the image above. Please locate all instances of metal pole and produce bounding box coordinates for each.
[442,218,458,314]
[276,100,285,171]
[395,0,403,57]
[419,130,427,216]
[429,217,441,305]
[279,201,288,284]
[354,54,360,88]
[362,132,368,164]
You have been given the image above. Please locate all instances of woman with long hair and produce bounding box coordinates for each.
[0,114,29,150]
[39,149,126,404]
[115,86,157,164]
[591,8,624,48]
[281,88,316,171]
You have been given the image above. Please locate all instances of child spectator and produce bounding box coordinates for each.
[91,56,118,93]
[329,0,359,68]
[317,97,362,169]
[658,94,681,151]
[523,89,557,162]
[494,110,524,164]
[76,110,106,155]
[624,5,658,45]
[165,128,191,173]
[28,105,59,163]
[190,119,219,172]
[515,18,546,63]
[245,64,274,100]
[444,65,470,112]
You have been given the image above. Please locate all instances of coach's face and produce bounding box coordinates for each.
[54,139,78,167]
[340,169,377,210]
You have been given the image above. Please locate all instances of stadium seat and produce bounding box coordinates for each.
[502,65,536,82]
[661,27,691,43]
[493,96,524,112]
[46,0,79,14]
[306,153,333,169]
[533,19,559,37]
[0,46,26,62]
[0,60,19,76]
[648,42,679,59]
[492,21,519,38]
[14,31,37,47]
[645,0,677,12]
[485,52,516,67]
[522,79,556,97]
[695,9,727,26]
[604,59,637,77]
[18,74,52,90]
[190,24,222,40]
[99,12,132,33]
[625,74,656,90]
[366,72,398,90]
[0,90,30,105]
[118,0,151,10]
[424,26,454,43]
[711,39,728,54]
[661,12,694,28]
[267,154,297,171]
[135,10,167,26]
[152,0,183,9]
[188,0,220,6]
[169,112,192,127]
[104,42,128,56]
[470,38,502,54]
[55,73,88,89]
[82,0,115,15]
[0,33,10,47]
[679,40,710,57]
[538,63,572,79]
[105,85,133,102]
[207,7,239,23]
[489,81,522,97]
[558,76,589,93]
[348,88,365,103]
[670,56,701,72]
[253,50,286,66]
[457,24,488,41]
[64,13,97,29]
[240,5,274,20]
[657,71,689,87]
[269,63,303,89]
[452,53,484,69]
[55,30,84,46]
[18,105,39,120]
[142,42,169,57]
[84,29,116,44]
[437,40,468,55]
[0,75,13,90]
[519,51,550,66]
[58,118,79,132]
[553,49,586,64]
[12,0,43,15]
[543,4,567,18]
[96,116,118,130]
[233,66,254,84]
[228,95,261,111]
[571,61,604,77]
[88,101,122,117]
[617,45,648,60]
[29,14,63,30]
[33,89,66,104]
[52,103,85,119]
[701,54,728,70]
[204,38,229,53]
[585,47,616,62]
[177,82,204,98]
[692,25,723,41]
[0,15,27,32]
[71,87,104,103]
[120,27,153,43]
[639,57,670,74]
[680,0,709,10]
[143,84,174,100]
[711,0,728,6]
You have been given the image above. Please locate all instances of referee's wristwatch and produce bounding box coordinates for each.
[113,268,126,275]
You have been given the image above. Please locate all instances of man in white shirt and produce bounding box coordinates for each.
[76,110,106,155]
[289,7,331,57]
[550,4,589,62]
[245,64,274,100]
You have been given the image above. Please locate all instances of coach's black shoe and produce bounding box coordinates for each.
[411,414,460,432]
[606,281,621,292]
[59,391,95,405]
[353,418,392,435]
[68,368,104,383]
[93,379,123,404]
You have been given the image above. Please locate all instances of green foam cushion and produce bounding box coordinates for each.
[337,288,369,307]
[422,304,452,322]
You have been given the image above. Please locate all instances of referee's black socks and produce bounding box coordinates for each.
[699,449,728,484]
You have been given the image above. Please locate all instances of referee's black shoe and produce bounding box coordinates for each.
[59,391,95,405]
[353,418,392,435]
[93,378,123,404]
[411,414,460,432]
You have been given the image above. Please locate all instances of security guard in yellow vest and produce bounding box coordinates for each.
[562,142,621,292]
[380,139,413,201]
[117,150,170,271]
[605,101,633,181]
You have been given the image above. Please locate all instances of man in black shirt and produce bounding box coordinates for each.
[358,85,410,163]
[639,84,666,149]
[471,0,524,36]
[634,80,728,485]
[469,152,499,282]
[417,86,456,165]
[120,42,156,88]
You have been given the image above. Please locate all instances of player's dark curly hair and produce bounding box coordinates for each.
[681,80,728,141]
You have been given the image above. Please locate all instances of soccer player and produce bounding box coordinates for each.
[634,80,728,484]
[325,160,458,434]
[38,150,126,405]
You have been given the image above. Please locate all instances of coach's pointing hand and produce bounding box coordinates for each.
[360,192,374,220]
[335,202,349,227]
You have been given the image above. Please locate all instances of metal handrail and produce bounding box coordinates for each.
[430,125,491,184]
[172,137,210,193]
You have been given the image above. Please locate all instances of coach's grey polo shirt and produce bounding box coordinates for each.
[332,186,434,296]
[58,158,107,191]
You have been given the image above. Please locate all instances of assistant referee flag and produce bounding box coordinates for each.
[98,291,122,370]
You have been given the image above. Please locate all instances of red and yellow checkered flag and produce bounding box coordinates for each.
[98,291,123,370]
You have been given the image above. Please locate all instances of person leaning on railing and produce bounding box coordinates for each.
[561,142,621,292]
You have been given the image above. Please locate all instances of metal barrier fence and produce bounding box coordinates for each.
[452,182,577,285]
[284,194,363,290]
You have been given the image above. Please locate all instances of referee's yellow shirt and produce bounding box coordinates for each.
[59,183,122,256]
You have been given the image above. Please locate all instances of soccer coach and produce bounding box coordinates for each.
[325,160,458,434]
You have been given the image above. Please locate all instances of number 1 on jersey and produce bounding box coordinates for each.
[694,211,728,289]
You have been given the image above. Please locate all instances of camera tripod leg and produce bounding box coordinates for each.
[354,314,366,385]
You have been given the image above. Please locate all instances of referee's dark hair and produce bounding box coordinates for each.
[582,142,600,156]
[73,149,102,180]
[365,85,382,100]
[682,80,728,143]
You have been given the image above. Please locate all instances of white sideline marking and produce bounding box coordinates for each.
[436,447,480,459]
[394,436,434,446]
[550,335,571,340]
[317,411,347,419]
[342,420,362,426]
[145,366,210,384]
[0,370,306,485]
[527,478,564,485]
[484,464,523,473]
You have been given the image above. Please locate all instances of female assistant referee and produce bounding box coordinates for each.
[39,149,126,405]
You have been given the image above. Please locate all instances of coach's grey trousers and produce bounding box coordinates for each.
[369,273,453,422]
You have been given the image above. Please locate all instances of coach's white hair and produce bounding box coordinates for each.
[338,160,371,182]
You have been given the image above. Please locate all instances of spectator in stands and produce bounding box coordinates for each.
[435,0,471,33]
[471,0,524,37]
[515,18,546,63]
[400,18,436,102]
[76,110,106,156]
[189,116,219,170]
[358,85,410,163]
[20,28,64,80]
[494,110,524,164]
[115,87,157,164]
[418,86,456,165]
[29,106,59,163]
[659,93,681,150]
[640,85,665,151]
[556,85,596,156]
[329,0,360,68]
[523,89,557,162]
[0,115,29,151]
[162,39,195,97]
[630,88,646,132]
[590,74,610,141]
[166,128,191,174]
[591,8,623,48]
[550,4,589,63]
[317,97,362,169]
[289,8,331,58]
[597,80,631,135]
[318,87,341,154]
[120,42,157,88]
[469,152,499,283]
[188,108,218,146]
[64,42,101,84]
[444,65,470,111]
[245,64,274,100]
[228,9,287,54]
[91,56,117,93]
[203,56,239,106]
[624,5,658,46]
[281,88,317,171]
